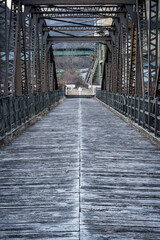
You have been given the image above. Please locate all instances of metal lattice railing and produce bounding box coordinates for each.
[96,90,160,137]
[0,90,64,141]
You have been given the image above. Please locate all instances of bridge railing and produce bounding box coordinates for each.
[0,90,64,141]
[96,90,160,137]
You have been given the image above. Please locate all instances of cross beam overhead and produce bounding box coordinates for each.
[22,0,136,5]
[43,26,115,32]
[48,36,112,43]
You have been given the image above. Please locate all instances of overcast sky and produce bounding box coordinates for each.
[7,0,11,8]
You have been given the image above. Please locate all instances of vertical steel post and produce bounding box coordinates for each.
[148,0,158,97]
[0,0,8,97]
[136,0,148,96]
[129,25,137,94]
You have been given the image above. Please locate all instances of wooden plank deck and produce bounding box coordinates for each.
[0,98,160,239]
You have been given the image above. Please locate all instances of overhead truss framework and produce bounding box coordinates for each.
[32,6,127,18]
[0,0,159,97]
[102,0,160,97]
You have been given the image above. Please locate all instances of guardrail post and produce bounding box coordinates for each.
[112,93,113,108]
[148,97,151,132]
[119,94,121,112]
[118,94,120,111]
[134,95,136,122]
[105,91,107,104]
[119,94,122,113]
[155,98,158,136]
[113,93,115,109]
[8,97,12,131]
[116,94,118,110]
[108,92,109,105]
[143,96,146,128]
[0,99,5,137]
[26,95,29,120]
[138,96,141,125]
[127,95,129,117]
[24,96,26,122]
[130,95,133,120]
[122,94,124,114]
[123,95,126,116]
[14,98,18,129]
[120,94,122,112]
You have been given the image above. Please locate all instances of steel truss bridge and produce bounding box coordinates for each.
[0,0,159,98]
[0,1,160,239]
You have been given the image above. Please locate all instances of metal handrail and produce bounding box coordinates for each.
[0,90,64,141]
[96,90,160,137]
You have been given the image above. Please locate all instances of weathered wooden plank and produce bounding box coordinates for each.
[79,99,160,239]
[0,98,160,239]
[0,99,80,239]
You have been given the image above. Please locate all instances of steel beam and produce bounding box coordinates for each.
[129,25,136,94]
[39,15,120,19]
[31,6,126,12]
[22,0,136,5]
[0,0,8,97]
[148,0,159,97]
[34,13,123,19]
[31,6,127,20]
[106,41,112,52]
[48,36,111,43]
[33,11,126,14]
[43,25,114,32]
[137,0,148,96]
[125,5,137,25]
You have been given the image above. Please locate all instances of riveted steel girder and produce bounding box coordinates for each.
[22,0,136,5]
[43,25,115,32]
[31,5,127,18]
[47,36,111,43]
[0,0,8,97]
[32,6,126,13]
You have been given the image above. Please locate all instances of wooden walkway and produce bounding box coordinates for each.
[0,98,160,240]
